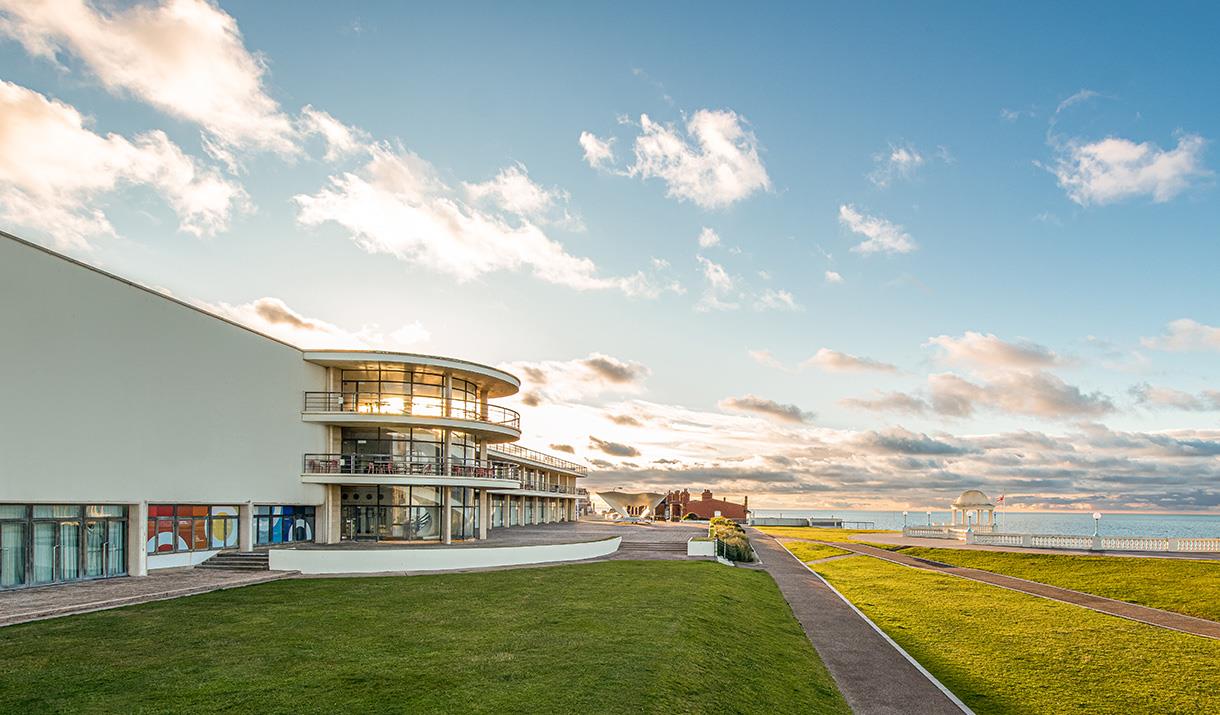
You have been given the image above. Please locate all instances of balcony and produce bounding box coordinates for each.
[303,392,521,438]
[488,443,588,476]
[304,454,520,480]
[515,482,578,495]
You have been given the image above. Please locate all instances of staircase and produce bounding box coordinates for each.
[196,551,270,571]
[616,541,691,556]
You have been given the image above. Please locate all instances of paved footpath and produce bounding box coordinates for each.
[819,541,1220,640]
[751,533,967,715]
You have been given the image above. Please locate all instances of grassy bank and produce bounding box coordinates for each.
[0,561,848,714]
[810,556,1220,715]
[902,547,1220,622]
[756,525,898,543]
[782,540,851,562]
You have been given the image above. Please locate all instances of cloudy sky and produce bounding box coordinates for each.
[2,1,1218,512]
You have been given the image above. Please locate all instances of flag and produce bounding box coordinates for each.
[996,495,1005,504]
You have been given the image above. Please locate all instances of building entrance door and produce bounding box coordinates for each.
[340,505,379,540]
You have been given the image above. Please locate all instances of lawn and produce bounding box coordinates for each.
[0,561,848,714]
[781,540,851,563]
[810,556,1220,715]
[901,547,1220,622]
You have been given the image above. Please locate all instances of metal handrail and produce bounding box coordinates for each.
[303,453,520,480]
[513,480,578,495]
[303,392,521,430]
[488,442,588,476]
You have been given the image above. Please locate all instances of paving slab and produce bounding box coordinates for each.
[751,531,968,715]
[828,541,1220,640]
[0,569,290,627]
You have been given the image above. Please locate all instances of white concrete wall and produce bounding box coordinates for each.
[0,235,327,505]
[270,536,621,573]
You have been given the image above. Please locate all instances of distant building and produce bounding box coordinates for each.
[659,489,748,521]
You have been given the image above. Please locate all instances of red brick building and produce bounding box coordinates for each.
[659,489,748,521]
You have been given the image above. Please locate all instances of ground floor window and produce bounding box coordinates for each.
[255,506,316,545]
[491,497,505,528]
[340,486,446,541]
[1,504,127,590]
[147,505,238,555]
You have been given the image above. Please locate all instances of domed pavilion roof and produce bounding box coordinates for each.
[951,489,994,508]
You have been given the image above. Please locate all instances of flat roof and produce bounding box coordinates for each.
[303,351,520,397]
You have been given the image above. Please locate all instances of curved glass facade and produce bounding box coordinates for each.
[341,366,479,417]
[339,427,478,464]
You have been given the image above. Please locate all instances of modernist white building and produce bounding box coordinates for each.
[0,231,586,590]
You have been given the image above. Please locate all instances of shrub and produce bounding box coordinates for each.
[708,518,753,562]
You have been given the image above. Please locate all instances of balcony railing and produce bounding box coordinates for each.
[515,481,578,495]
[488,443,589,476]
[304,454,520,480]
[303,392,521,430]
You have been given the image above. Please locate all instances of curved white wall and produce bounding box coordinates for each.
[269,536,621,573]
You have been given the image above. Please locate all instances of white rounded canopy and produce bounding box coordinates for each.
[951,489,994,509]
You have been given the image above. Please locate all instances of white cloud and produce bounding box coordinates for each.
[869,142,924,188]
[694,254,739,312]
[803,348,897,373]
[928,371,1113,419]
[925,331,1061,371]
[1130,384,1220,412]
[1055,89,1101,116]
[501,353,650,407]
[0,80,247,248]
[463,162,580,229]
[838,204,917,255]
[718,394,813,424]
[754,288,800,312]
[299,106,368,162]
[824,270,844,284]
[628,109,771,209]
[0,0,297,155]
[294,144,651,295]
[841,391,929,414]
[1141,318,1220,352]
[697,226,720,248]
[748,349,786,370]
[578,131,615,169]
[199,296,429,350]
[1049,133,1209,206]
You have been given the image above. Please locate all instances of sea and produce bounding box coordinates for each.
[748,509,1220,539]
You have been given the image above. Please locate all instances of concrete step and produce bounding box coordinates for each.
[197,551,270,571]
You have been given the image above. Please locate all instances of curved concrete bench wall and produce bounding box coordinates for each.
[269,536,621,574]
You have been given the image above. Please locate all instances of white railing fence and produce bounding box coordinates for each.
[902,526,1220,554]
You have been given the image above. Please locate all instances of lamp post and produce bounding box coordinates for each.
[1092,511,1102,537]
[926,510,932,526]
[902,510,908,528]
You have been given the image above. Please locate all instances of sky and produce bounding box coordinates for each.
[1,1,1218,512]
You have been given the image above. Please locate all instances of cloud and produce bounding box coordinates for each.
[299,106,368,162]
[549,443,576,454]
[1141,319,1220,352]
[0,0,297,155]
[1055,89,1102,116]
[841,391,930,414]
[869,142,924,188]
[578,131,615,169]
[803,348,898,373]
[1130,384,1220,411]
[627,109,771,209]
[501,353,650,405]
[294,144,656,295]
[747,349,786,370]
[753,288,800,312]
[857,427,972,456]
[928,371,1114,419]
[718,394,813,424]
[926,331,1061,370]
[589,436,640,458]
[824,270,844,284]
[694,254,738,312]
[1049,133,1209,206]
[0,80,247,248]
[198,296,429,349]
[838,204,917,255]
[697,226,720,248]
[463,162,580,228]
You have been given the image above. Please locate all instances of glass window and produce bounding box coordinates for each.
[1,522,27,588]
[411,486,440,507]
[254,506,315,546]
[34,505,80,519]
[0,505,27,520]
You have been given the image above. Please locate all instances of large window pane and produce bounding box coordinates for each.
[34,505,80,519]
[0,505,27,519]
[1,522,26,588]
[107,521,126,576]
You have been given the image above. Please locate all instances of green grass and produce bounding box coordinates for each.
[781,541,851,563]
[902,547,1220,622]
[811,556,1220,715]
[0,561,848,714]
[756,526,898,543]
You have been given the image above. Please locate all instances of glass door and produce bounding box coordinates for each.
[85,520,107,578]
[33,522,56,584]
[1,522,26,588]
[107,520,126,577]
[59,522,80,581]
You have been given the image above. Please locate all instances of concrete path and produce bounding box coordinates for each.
[751,533,968,715]
[825,541,1220,640]
[0,569,291,627]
